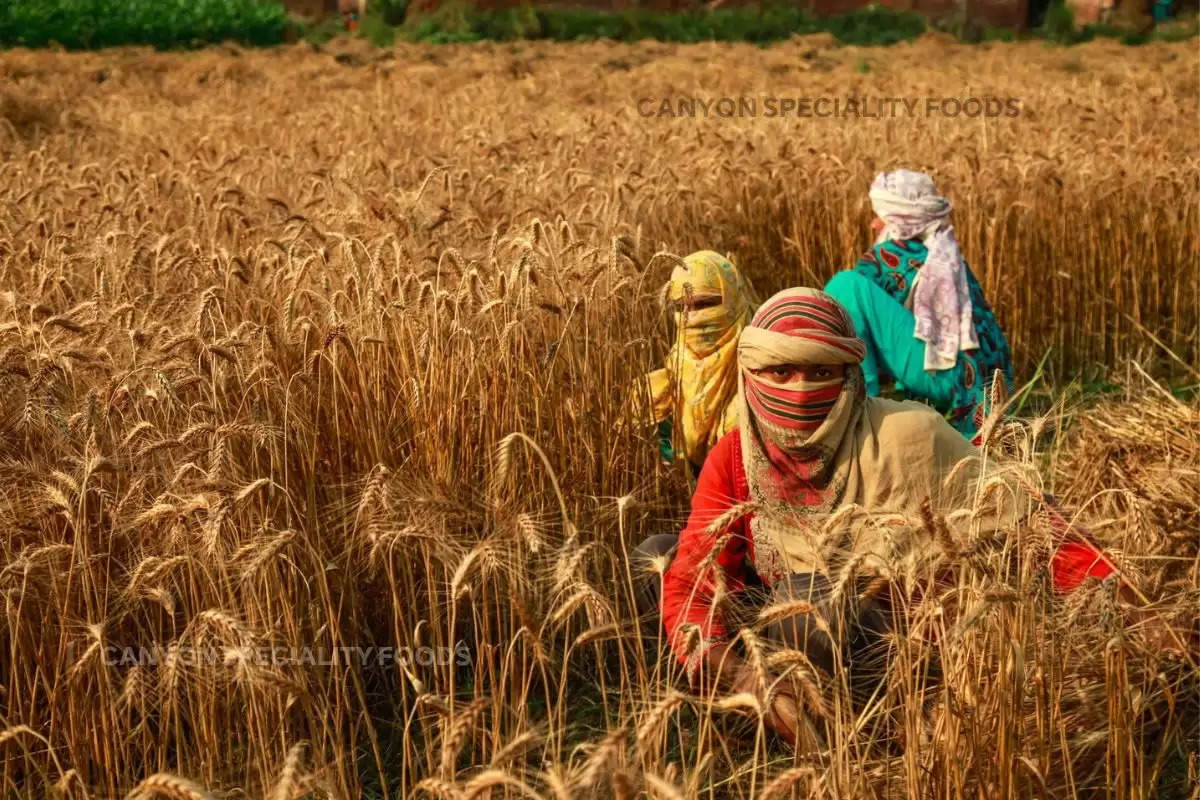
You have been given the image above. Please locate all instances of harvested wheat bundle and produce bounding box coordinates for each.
[1057,387,1200,590]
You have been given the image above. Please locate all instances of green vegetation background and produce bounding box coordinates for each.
[0,0,1195,54]
[0,0,290,49]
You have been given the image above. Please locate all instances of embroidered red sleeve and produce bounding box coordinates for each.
[660,431,750,678]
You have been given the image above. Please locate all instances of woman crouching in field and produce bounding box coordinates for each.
[634,250,758,471]
[823,169,1013,443]
[632,288,1133,746]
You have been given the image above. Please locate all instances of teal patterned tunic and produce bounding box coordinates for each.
[853,238,1014,437]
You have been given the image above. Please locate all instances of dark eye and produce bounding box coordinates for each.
[815,367,833,378]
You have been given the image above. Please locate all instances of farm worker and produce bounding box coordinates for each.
[339,0,365,31]
[631,288,1124,746]
[823,169,1014,443]
[634,250,759,471]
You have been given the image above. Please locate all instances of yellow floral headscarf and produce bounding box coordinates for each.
[638,251,757,467]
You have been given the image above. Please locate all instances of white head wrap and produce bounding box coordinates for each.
[869,170,978,372]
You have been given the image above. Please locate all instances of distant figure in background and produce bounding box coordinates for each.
[823,169,1013,442]
[635,251,758,471]
[339,0,365,31]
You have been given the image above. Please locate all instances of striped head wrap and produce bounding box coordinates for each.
[739,290,866,431]
[737,288,867,511]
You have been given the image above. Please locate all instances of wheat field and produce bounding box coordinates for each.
[0,32,1197,799]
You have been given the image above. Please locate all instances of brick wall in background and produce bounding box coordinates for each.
[283,0,336,18]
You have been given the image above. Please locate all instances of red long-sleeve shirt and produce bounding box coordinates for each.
[660,430,1117,673]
